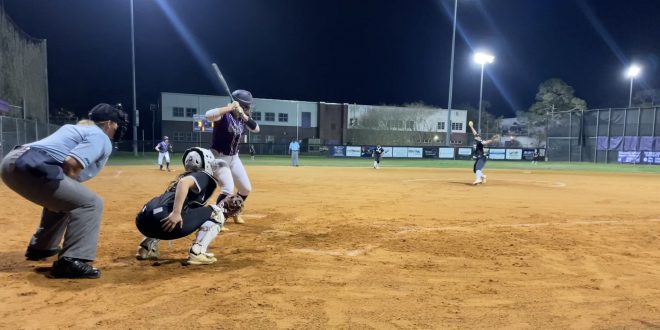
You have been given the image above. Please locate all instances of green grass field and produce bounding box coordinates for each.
[108,151,660,174]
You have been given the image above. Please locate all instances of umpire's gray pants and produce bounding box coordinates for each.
[1,148,104,261]
[291,151,299,166]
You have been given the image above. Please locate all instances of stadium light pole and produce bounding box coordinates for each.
[130,0,138,156]
[625,64,641,108]
[474,52,494,133]
[446,0,458,146]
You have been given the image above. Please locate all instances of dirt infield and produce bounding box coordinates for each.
[1,165,659,329]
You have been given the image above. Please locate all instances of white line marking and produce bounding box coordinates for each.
[403,178,567,187]
[395,219,655,234]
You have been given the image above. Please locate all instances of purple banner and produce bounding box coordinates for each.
[597,136,609,151]
[0,99,9,114]
[623,136,639,151]
[640,136,654,151]
[609,136,623,150]
[656,137,660,151]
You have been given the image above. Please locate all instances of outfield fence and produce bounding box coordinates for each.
[546,107,660,164]
[0,117,60,158]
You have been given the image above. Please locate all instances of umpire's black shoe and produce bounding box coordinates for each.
[25,247,61,261]
[50,257,101,279]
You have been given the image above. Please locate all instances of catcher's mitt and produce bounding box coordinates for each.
[219,195,244,218]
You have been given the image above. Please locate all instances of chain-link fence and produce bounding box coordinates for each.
[547,107,660,163]
[0,117,60,158]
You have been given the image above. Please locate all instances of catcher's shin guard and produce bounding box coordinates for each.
[190,220,221,256]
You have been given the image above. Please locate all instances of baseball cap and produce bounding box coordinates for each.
[88,103,130,140]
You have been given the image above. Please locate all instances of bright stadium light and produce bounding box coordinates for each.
[625,64,641,108]
[474,52,495,132]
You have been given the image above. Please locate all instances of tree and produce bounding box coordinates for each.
[528,78,587,116]
[632,89,660,107]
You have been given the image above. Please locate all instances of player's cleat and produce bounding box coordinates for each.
[232,214,245,224]
[136,238,160,260]
[186,251,217,265]
[220,226,229,232]
[50,257,101,279]
[481,175,487,183]
[472,180,482,185]
[25,247,61,261]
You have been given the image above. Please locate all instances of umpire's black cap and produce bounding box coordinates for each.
[89,103,129,125]
[89,103,130,140]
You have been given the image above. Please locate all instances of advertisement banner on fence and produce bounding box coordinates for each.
[423,147,438,158]
[331,146,346,157]
[346,146,362,157]
[506,148,523,160]
[361,146,374,158]
[382,147,393,158]
[438,147,454,159]
[407,147,423,158]
[488,148,506,160]
[392,147,408,158]
[643,151,660,164]
[618,151,642,163]
[522,149,535,160]
[458,148,472,156]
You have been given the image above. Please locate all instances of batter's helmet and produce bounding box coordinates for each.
[231,89,253,109]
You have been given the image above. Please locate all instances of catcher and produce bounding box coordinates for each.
[134,147,244,265]
[468,121,499,185]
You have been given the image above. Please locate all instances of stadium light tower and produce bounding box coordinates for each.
[446,0,458,146]
[625,64,641,108]
[474,52,494,132]
[130,0,138,156]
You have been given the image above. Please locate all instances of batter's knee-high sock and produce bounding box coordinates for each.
[159,164,163,170]
[166,162,170,170]
[476,170,483,180]
[238,193,248,202]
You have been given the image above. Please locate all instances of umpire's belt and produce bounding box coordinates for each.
[14,146,64,181]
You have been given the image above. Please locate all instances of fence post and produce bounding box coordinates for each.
[606,108,612,163]
[653,107,658,143]
[580,108,583,162]
[594,109,599,163]
[622,108,628,151]
[568,111,572,163]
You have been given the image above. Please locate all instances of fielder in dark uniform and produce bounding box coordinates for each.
[0,103,128,278]
[372,145,385,169]
[468,122,499,185]
[135,147,242,265]
[205,90,260,225]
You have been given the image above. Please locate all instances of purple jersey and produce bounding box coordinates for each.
[157,141,171,153]
[211,113,245,156]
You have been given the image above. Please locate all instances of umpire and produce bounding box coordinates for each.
[0,103,128,279]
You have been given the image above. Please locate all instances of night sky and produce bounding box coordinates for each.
[3,0,660,121]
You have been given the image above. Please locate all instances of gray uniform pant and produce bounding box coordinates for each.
[1,148,104,261]
[291,151,299,166]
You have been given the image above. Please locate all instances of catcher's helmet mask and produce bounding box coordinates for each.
[182,147,216,182]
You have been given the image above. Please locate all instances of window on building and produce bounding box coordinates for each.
[185,108,197,117]
[252,111,261,121]
[251,134,262,143]
[437,122,445,130]
[172,132,184,141]
[265,135,275,143]
[452,122,463,131]
[173,107,184,117]
[265,112,275,121]
[278,113,288,122]
[349,118,358,127]
[406,120,415,130]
